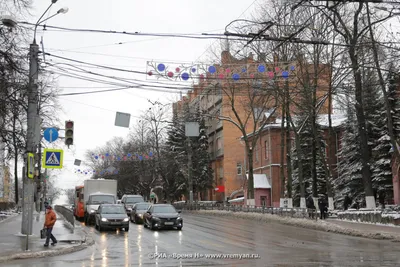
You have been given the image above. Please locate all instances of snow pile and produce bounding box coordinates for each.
[0,209,19,222]
[189,210,400,241]
[338,209,400,225]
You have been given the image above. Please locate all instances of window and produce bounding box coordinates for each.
[153,205,177,213]
[219,167,224,178]
[237,163,242,175]
[255,145,259,162]
[216,137,223,150]
[265,140,269,160]
[125,196,144,204]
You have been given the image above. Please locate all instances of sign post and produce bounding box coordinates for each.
[42,148,64,169]
[43,128,59,143]
[185,122,199,204]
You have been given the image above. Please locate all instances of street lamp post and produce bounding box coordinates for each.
[1,0,68,236]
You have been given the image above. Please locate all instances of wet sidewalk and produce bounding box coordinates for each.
[0,210,85,258]
[326,218,400,239]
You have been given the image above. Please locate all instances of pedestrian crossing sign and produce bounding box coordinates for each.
[42,148,63,169]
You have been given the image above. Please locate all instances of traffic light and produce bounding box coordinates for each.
[65,120,74,147]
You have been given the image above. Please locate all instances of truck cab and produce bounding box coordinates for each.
[85,193,116,225]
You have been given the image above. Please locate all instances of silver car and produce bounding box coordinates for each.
[95,204,129,231]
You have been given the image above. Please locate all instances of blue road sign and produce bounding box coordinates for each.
[43,128,59,143]
[42,148,63,169]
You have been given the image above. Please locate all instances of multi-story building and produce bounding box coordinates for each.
[173,49,333,203]
[244,113,346,207]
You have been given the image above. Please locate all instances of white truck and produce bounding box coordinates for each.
[83,179,118,225]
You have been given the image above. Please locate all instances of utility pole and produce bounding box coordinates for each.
[36,141,42,212]
[21,42,39,236]
[187,137,193,203]
[42,168,47,211]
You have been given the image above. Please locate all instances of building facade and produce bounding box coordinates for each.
[173,50,333,203]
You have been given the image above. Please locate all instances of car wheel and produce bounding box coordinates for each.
[149,221,154,230]
[125,227,129,232]
[177,226,182,230]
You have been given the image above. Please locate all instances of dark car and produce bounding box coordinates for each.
[130,202,151,223]
[121,194,145,215]
[94,204,129,231]
[143,204,183,230]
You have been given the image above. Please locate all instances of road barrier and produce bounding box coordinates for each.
[173,203,320,220]
[55,205,75,229]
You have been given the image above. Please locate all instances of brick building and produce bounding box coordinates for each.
[243,113,346,207]
[173,50,333,203]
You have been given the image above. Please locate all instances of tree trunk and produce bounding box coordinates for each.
[12,110,18,204]
[366,3,400,162]
[285,80,293,208]
[349,47,376,209]
[247,146,254,201]
[280,97,286,207]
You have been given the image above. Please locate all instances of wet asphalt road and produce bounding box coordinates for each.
[2,212,400,267]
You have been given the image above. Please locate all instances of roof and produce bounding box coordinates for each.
[246,174,271,189]
[228,197,245,203]
[243,112,347,139]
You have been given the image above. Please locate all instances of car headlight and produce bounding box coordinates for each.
[101,218,108,222]
[127,208,132,211]
[123,218,129,222]
[177,216,182,220]
[152,216,160,221]
[90,209,95,213]
[138,214,143,218]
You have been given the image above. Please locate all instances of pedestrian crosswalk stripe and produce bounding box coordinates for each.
[46,153,60,165]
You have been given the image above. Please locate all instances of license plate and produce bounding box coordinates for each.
[110,222,121,225]
[164,222,174,225]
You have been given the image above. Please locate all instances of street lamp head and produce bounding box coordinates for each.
[51,0,58,3]
[57,7,69,14]
[1,15,17,28]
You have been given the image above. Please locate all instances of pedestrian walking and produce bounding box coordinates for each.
[318,199,325,220]
[43,205,58,247]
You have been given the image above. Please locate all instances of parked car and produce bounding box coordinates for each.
[121,194,145,215]
[130,202,152,223]
[94,204,129,231]
[143,204,183,230]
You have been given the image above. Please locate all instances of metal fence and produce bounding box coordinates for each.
[55,205,75,228]
[173,203,319,220]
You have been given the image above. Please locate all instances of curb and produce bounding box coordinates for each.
[0,213,20,225]
[188,210,400,242]
[0,226,94,263]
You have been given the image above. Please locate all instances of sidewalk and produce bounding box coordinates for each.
[325,218,400,239]
[0,210,93,262]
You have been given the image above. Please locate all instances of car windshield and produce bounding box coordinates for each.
[126,197,144,203]
[90,195,115,204]
[101,206,125,214]
[153,205,177,213]
[135,203,151,210]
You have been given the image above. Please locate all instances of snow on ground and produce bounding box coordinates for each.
[0,209,19,222]
[189,209,400,241]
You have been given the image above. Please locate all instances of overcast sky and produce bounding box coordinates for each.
[24,0,258,203]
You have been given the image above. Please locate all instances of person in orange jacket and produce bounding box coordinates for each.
[43,205,58,247]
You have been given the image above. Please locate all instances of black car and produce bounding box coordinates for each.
[143,204,183,230]
[94,204,130,231]
[130,202,151,224]
[121,194,145,215]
